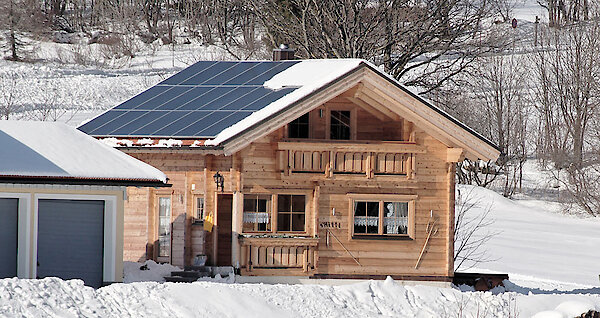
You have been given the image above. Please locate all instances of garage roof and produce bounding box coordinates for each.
[0,121,168,186]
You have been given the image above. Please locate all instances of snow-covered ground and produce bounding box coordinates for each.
[1,177,599,317]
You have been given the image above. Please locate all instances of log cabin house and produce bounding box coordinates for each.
[79,52,500,283]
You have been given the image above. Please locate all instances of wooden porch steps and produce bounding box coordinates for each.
[164,266,211,283]
[163,266,234,283]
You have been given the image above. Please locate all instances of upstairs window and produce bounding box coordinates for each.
[288,113,310,138]
[330,110,351,140]
[243,195,271,232]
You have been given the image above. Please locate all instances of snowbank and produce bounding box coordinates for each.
[123,260,181,283]
[1,276,599,317]
[458,184,600,287]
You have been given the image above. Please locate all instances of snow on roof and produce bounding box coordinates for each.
[0,121,167,183]
[205,59,498,154]
[205,59,363,146]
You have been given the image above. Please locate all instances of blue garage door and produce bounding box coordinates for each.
[0,198,18,278]
[37,199,104,288]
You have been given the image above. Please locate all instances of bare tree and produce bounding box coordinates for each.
[0,71,25,119]
[251,0,502,93]
[454,187,499,271]
[532,20,600,216]
[533,22,600,169]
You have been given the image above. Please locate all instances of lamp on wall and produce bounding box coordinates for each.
[213,171,224,192]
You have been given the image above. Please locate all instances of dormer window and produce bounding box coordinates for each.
[288,113,310,138]
[330,110,351,140]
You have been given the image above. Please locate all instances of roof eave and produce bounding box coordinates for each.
[0,176,171,188]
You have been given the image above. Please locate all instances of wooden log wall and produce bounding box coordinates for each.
[240,124,454,278]
[121,93,456,278]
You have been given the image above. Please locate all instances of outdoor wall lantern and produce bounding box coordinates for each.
[213,171,224,192]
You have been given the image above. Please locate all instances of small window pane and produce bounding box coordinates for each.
[257,198,268,212]
[196,197,204,219]
[330,110,351,140]
[278,213,291,232]
[291,195,305,212]
[384,202,409,234]
[292,214,305,231]
[367,202,379,217]
[288,113,310,138]
[278,195,291,212]
[353,201,379,234]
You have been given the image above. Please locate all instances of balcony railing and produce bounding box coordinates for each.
[277,141,424,178]
[239,236,319,272]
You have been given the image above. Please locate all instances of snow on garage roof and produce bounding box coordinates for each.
[0,121,167,185]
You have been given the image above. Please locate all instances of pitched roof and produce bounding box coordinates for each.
[79,59,499,161]
[0,121,167,186]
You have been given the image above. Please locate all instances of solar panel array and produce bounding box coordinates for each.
[78,61,300,138]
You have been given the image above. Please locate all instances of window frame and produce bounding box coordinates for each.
[347,194,417,240]
[326,107,357,141]
[242,194,272,233]
[241,192,310,235]
[156,195,172,261]
[287,113,311,139]
[194,195,205,222]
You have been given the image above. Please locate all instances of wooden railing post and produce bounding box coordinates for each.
[245,244,251,272]
[302,247,308,272]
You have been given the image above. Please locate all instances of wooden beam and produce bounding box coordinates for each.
[360,72,499,161]
[446,148,464,163]
[222,68,369,155]
[354,90,401,121]
[278,141,426,154]
[345,97,387,121]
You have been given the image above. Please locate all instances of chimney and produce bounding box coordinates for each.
[273,44,295,61]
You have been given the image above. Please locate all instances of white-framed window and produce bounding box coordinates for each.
[195,196,205,220]
[158,197,171,258]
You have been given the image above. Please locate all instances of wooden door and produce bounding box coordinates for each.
[216,194,233,266]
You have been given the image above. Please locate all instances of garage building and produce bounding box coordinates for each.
[0,121,167,288]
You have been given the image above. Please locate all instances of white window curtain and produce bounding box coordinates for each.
[243,212,270,224]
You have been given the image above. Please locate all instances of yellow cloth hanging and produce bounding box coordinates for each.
[203,213,214,232]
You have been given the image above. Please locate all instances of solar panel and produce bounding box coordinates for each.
[78,60,301,138]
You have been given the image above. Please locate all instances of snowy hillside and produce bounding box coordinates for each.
[0,41,233,126]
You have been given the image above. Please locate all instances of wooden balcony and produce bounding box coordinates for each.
[239,236,319,275]
[277,140,424,178]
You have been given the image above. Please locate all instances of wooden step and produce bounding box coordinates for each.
[164,276,199,283]
[184,265,209,272]
[170,270,210,278]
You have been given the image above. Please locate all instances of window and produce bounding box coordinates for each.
[351,197,413,237]
[195,196,204,220]
[288,113,310,138]
[277,194,305,232]
[158,197,171,257]
[330,110,351,140]
[353,201,380,234]
[243,195,271,232]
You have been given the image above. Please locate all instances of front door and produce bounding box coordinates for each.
[216,194,233,266]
